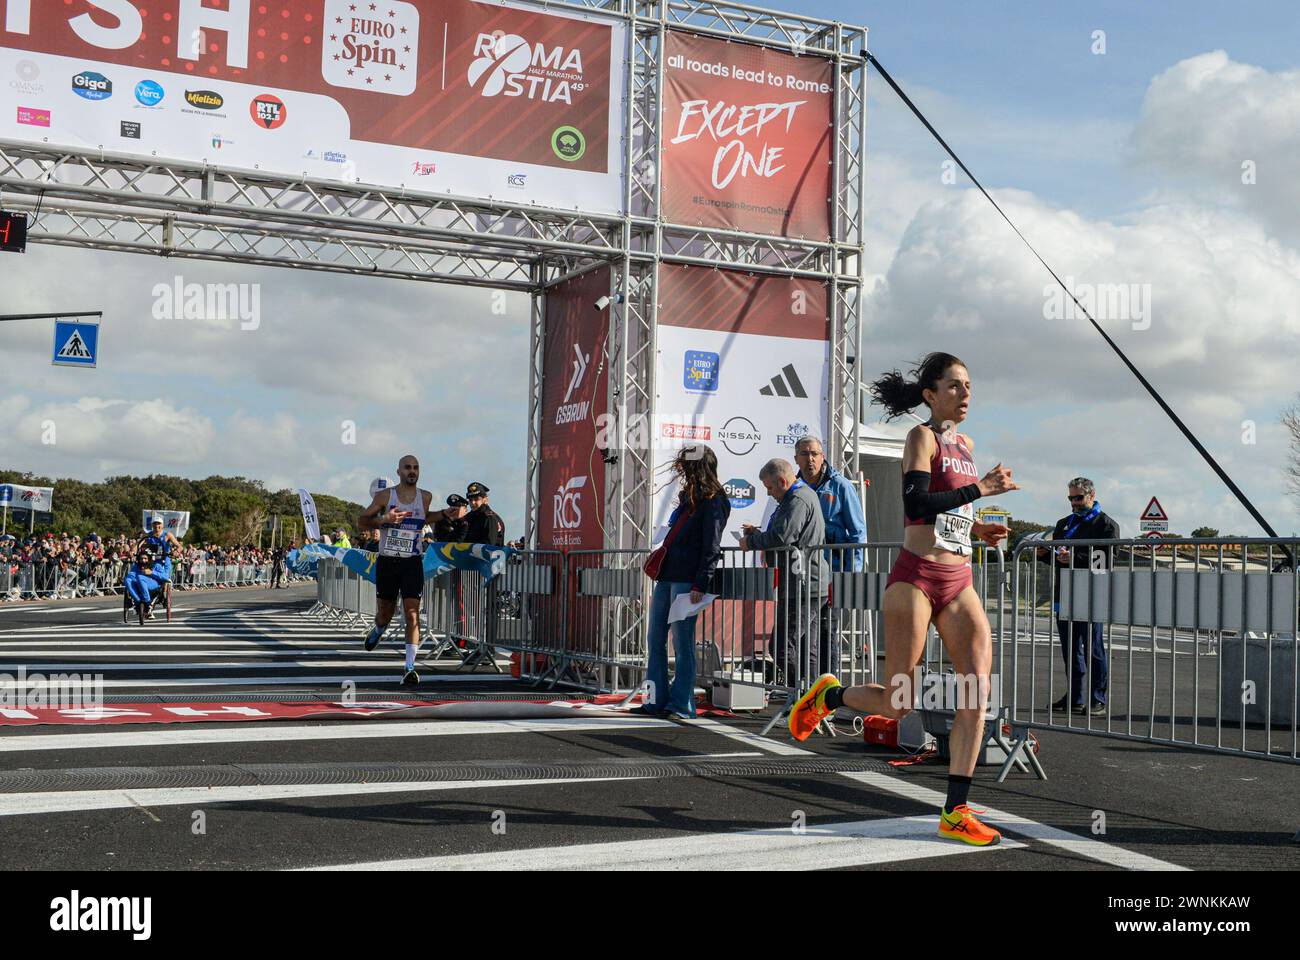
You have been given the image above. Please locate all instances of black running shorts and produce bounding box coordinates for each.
[376,554,424,602]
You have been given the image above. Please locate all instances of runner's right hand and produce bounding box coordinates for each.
[383,509,412,525]
[978,463,1019,497]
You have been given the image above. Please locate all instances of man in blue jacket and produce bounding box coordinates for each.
[795,436,868,680]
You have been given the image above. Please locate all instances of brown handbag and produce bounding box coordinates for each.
[643,505,692,580]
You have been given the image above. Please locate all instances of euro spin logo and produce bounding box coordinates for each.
[321,0,419,96]
[468,32,587,105]
[553,476,587,530]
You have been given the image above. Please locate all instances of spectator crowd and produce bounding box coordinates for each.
[0,531,301,602]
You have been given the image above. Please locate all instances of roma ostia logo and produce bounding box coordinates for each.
[552,125,586,162]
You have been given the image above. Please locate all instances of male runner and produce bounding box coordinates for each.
[358,455,457,685]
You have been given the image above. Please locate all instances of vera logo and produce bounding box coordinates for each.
[551,125,586,162]
[468,33,587,104]
[134,79,163,106]
[72,71,111,101]
[321,0,419,96]
[185,89,224,110]
[724,478,756,509]
[683,350,719,393]
[250,94,287,129]
[553,476,587,531]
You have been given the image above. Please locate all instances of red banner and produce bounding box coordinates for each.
[537,266,609,551]
[1,0,622,207]
[661,31,833,240]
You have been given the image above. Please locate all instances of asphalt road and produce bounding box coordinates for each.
[0,585,1296,871]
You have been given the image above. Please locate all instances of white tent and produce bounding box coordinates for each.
[849,417,907,545]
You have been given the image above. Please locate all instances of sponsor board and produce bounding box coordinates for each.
[0,1,626,212]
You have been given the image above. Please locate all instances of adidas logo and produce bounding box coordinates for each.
[759,364,807,399]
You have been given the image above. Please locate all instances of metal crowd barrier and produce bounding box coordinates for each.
[1009,537,1299,765]
[0,556,286,602]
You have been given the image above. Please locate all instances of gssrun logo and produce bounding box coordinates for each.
[555,343,591,424]
[467,32,587,105]
[50,890,151,940]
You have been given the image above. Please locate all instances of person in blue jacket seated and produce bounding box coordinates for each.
[124,517,180,619]
[637,443,730,720]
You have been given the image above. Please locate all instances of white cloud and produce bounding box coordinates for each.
[1133,51,1300,245]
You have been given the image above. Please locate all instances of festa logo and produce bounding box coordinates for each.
[723,478,756,509]
[321,0,419,96]
[553,476,587,531]
[16,106,51,127]
[72,70,111,100]
[468,32,588,105]
[683,350,719,392]
[776,421,811,445]
[250,93,287,129]
[134,79,163,106]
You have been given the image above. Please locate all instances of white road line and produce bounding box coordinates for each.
[0,660,510,672]
[301,816,1024,871]
[837,771,1188,871]
[692,716,1188,871]
[0,716,677,752]
[0,776,645,817]
[0,673,508,690]
[688,718,815,756]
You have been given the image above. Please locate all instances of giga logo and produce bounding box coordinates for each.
[724,478,756,509]
[72,71,111,100]
[553,476,587,530]
[467,33,587,105]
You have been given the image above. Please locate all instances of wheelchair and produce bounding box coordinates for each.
[122,555,173,625]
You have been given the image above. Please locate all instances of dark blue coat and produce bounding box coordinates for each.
[655,493,731,592]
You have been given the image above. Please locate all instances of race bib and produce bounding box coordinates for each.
[933,503,974,557]
[381,526,418,557]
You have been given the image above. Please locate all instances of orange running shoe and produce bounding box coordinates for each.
[787,673,841,741]
[938,804,1002,846]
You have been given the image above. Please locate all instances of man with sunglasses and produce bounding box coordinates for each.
[1039,477,1119,715]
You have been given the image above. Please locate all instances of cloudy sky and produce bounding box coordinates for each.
[3,0,1300,538]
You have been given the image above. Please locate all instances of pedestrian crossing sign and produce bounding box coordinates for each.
[52,320,99,368]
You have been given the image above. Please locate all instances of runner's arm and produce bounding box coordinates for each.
[901,425,980,521]
[358,492,391,531]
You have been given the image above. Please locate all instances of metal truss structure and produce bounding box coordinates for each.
[0,0,867,555]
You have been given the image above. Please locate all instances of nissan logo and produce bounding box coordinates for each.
[717,416,761,456]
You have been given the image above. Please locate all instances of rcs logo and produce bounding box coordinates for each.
[553,476,587,530]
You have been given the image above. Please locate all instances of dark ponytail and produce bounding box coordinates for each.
[868,352,966,421]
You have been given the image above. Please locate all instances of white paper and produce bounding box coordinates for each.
[668,592,718,623]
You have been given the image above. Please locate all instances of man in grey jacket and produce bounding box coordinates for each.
[740,458,828,688]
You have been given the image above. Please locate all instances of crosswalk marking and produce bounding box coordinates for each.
[301,816,1024,871]
[0,716,676,752]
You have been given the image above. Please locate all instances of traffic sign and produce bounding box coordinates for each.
[1139,496,1169,532]
[52,320,99,368]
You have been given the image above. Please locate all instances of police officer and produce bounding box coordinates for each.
[433,494,470,542]
[463,482,505,546]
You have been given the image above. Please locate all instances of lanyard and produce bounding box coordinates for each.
[1063,502,1100,539]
